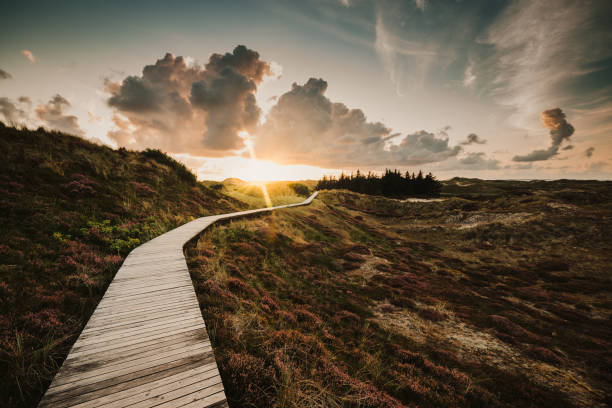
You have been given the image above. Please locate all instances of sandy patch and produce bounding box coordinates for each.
[348,254,390,285]
[445,212,535,229]
[370,302,604,408]
[547,202,578,212]
[403,198,447,203]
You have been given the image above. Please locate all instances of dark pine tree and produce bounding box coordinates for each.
[315,169,442,197]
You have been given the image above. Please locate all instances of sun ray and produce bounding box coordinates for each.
[243,132,273,207]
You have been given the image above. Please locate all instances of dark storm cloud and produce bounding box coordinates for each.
[460,133,486,145]
[206,45,271,83]
[254,78,460,168]
[585,147,594,158]
[513,108,574,162]
[108,76,160,112]
[105,45,270,155]
[36,94,84,136]
[191,67,260,150]
[0,69,12,80]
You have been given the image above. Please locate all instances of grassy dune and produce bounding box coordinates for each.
[185,184,612,407]
[2,123,610,407]
[203,178,315,208]
[0,125,246,407]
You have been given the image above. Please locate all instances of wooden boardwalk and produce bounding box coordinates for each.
[39,192,318,408]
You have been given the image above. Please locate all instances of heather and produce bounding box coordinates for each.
[0,124,245,407]
[186,182,612,407]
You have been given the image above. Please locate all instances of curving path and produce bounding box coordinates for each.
[39,192,318,408]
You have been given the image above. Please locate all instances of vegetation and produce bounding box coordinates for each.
[218,179,316,208]
[316,169,442,197]
[1,121,611,407]
[288,182,311,197]
[0,123,246,407]
[186,182,612,407]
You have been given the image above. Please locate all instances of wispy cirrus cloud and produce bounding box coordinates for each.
[480,0,612,128]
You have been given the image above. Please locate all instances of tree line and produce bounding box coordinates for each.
[315,169,442,197]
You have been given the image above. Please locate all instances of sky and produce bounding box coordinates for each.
[1,0,611,181]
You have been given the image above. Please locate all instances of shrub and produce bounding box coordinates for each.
[288,182,310,197]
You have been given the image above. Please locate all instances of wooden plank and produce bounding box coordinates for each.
[50,343,214,388]
[71,366,220,408]
[45,351,215,396]
[64,328,208,365]
[38,192,318,407]
[60,336,209,376]
[40,355,215,407]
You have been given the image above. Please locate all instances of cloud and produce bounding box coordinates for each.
[0,69,12,80]
[254,78,460,168]
[106,45,271,155]
[513,108,574,162]
[21,50,36,63]
[462,62,476,88]
[460,133,486,145]
[585,147,595,158]
[0,97,29,125]
[88,110,102,123]
[540,108,574,146]
[190,67,260,150]
[512,146,559,162]
[35,94,84,136]
[439,152,500,171]
[481,0,612,129]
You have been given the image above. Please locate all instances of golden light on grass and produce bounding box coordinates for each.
[244,132,273,207]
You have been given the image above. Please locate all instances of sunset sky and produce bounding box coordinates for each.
[1,0,611,180]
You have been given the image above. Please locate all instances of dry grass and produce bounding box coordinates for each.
[186,181,612,407]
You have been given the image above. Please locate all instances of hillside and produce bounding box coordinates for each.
[185,184,612,407]
[0,124,246,407]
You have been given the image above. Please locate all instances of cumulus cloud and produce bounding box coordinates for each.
[106,45,271,155]
[35,94,84,136]
[0,97,29,125]
[513,108,574,162]
[585,147,594,158]
[254,78,460,168]
[21,50,36,63]
[458,152,500,169]
[0,69,12,80]
[460,133,486,145]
